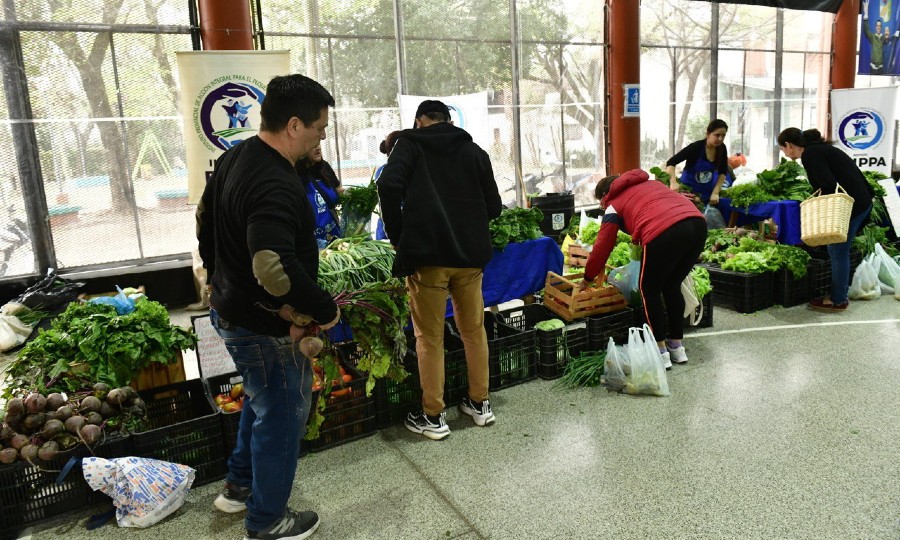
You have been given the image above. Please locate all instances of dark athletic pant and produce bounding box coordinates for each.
[639,217,707,342]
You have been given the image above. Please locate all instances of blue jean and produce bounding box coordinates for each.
[210,309,313,532]
[827,205,872,304]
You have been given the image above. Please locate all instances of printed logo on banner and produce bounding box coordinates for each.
[837,109,885,150]
[192,76,267,152]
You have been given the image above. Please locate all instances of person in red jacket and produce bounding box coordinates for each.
[580,169,707,367]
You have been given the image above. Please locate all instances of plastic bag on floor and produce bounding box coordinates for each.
[602,337,629,391]
[873,243,900,291]
[83,456,196,528]
[848,254,882,300]
[623,324,670,397]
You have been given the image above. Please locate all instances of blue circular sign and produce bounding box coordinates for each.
[837,109,884,150]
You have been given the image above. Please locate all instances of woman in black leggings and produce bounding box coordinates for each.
[581,169,707,368]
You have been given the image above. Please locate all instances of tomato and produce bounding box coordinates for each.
[329,388,351,398]
[222,401,242,413]
[341,374,353,383]
[230,383,243,400]
[215,394,233,406]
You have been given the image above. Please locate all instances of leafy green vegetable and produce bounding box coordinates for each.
[721,183,777,208]
[318,237,395,294]
[649,166,670,183]
[690,266,712,300]
[489,207,545,249]
[340,177,380,236]
[862,170,889,225]
[580,221,600,245]
[555,351,606,389]
[853,224,899,257]
[607,242,632,268]
[714,237,810,277]
[756,158,812,201]
[535,319,566,331]
[4,298,197,397]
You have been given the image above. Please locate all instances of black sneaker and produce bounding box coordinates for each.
[213,482,251,513]
[404,410,450,440]
[458,397,496,426]
[245,509,320,540]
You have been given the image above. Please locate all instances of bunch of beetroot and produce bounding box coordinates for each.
[0,383,147,464]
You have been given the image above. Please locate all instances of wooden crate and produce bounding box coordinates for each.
[130,349,187,391]
[567,244,590,267]
[542,271,628,321]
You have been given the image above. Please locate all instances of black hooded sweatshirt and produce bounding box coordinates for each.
[376,122,502,276]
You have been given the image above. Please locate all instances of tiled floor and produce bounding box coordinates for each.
[12,296,900,540]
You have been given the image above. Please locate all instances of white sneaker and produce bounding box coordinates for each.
[660,351,672,371]
[667,345,688,364]
[459,397,496,426]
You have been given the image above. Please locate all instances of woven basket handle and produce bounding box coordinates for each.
[805,183,849,200]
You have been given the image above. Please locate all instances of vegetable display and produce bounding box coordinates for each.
[0,384,148,464]
[853,224,899,258]
[488,207,544,249]
[580,221,600,245]
[862,170,889,225]
[702,229,810,277]
[340,177,380,237]
[318,237,395,294]
[721,158,811,208]
[556,351,606,389]
[3,298,196,398]
[690,266,712,301]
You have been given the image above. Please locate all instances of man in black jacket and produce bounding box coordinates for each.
[377,100,503,440]
[197,74,339,540]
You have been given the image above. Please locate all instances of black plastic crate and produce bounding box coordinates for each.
[406,325,468,407]
[684,293,714,330]
[587,307,633,352]
[448,313,535,391]
[773,264,814,307]
[810,257,832,298]
[372,365,421,430]
[308,344,377,452]
[704,264,775,313]
[133,379,226,486]
[496,304,588,380]
[205,372,244,455]
[805,247,861,287]
[0,447,93,538]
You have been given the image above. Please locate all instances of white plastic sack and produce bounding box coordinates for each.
[703,204,727,230]
[83,456,196,528]
[0,312,32,352]
[622,325,670,397]
[873,243,900,291]
[602,337,629,391]
[608,260,641,306]
[848,254,882,300]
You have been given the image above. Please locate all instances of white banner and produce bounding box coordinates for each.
[830,87,898,176]
[176,51,291,203]
[399,91,491,150]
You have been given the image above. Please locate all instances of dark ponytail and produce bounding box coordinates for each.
[778,127,827,148]
[800,129,825,146]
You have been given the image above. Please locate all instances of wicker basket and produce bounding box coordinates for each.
[799,185,854,247]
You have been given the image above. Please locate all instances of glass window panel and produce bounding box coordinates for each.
[402,0,510,42]
[640,0,711,48]
[0,84,37,278]
[640,47,675,171]
[718,4,777,51]
[14,0,188,25]
[783,9,833,53]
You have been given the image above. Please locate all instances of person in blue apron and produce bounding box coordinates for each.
[296,145,343,249]
[665,119,732,205]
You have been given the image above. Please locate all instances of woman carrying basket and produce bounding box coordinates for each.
[778,128,874,312]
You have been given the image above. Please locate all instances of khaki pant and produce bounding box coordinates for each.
[407,267,489,416]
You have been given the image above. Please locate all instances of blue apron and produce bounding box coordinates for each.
[679,157,732,202]
[307,180,342,249]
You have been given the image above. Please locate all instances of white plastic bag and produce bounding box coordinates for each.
[602,337,629,391]
[873,243,900,291]
[703,204,727,230]
[681,273,702,324]
[83,456,196,528]
[608,260,641,306]
[622,325,670,397]
[848,254,882,300]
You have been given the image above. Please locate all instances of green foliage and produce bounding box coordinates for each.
[535,319,566,331]
[556,351,606,389]
[721,183,777,208]
[713,237,811,277]
[862,170,889,224]
[4,298,197,398]
[690,266,712,300]
[853,224,899,257]
[580,221,600,245]
[755,158,812,201]
[649,166,670,183]
[318,238,395,295]
[340,179,380,236]
[489,207,545,249]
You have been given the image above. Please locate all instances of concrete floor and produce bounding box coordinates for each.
[12,295,900,540]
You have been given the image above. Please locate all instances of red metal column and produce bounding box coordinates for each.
[607,0,640,174]
[198,0,254,50]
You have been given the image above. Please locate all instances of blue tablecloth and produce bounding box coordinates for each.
[446,236,563,317]
[718,197,802,245]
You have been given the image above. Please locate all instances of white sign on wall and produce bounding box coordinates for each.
[176,51,291,204]
[399,91,491,150]
[830,87,898,176]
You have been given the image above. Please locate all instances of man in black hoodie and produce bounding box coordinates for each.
[377,100,503,440]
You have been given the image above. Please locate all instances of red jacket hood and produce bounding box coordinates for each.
[602,169,648,206]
